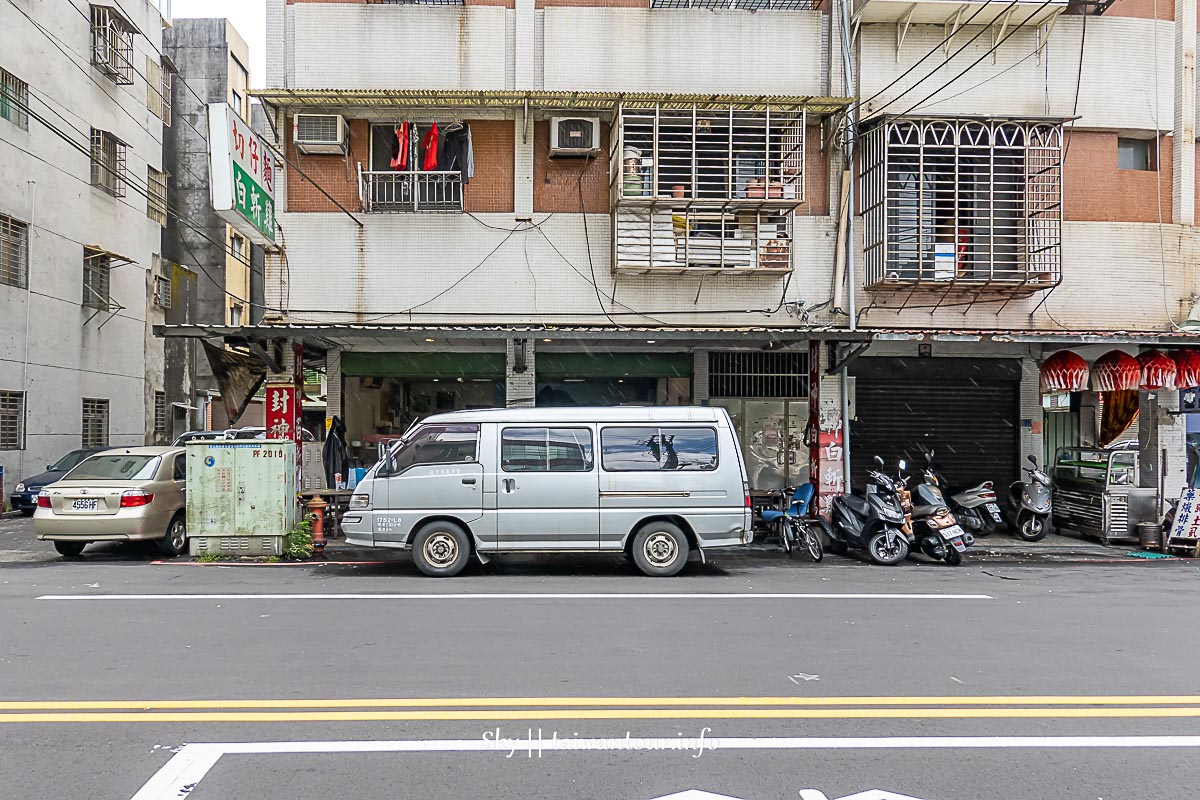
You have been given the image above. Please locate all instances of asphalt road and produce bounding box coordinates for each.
[2,518,1200,800]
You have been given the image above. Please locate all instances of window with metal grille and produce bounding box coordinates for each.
[147,167,168,225]
[652,0,820,8]
[90,4,135,85]
[0,390,24,450]
[82,398,109,448]
[160,62,172,126]
[860,116,1064,291]
[0,214,29,289]
[154,391,166,434]
[83,248,112,309]
[708,351,809,398]
[153,274,171,309]
[368,0,466,5]
[90,128,127,197]
[0,66,29,130]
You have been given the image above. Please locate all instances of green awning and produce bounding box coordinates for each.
[342,352,505,379]
[536,353,693,379]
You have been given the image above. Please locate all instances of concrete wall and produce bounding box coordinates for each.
[0,0,166,489]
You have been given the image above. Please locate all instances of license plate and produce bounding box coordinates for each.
[985,503,1002,521]
[940,524,965,540]
[72,498,98,511]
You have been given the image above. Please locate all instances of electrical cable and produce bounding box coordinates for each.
[576,154,623,328]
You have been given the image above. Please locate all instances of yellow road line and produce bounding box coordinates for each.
[2,695,1199,711]
[4,707,1200,723]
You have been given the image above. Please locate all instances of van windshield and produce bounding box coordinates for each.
[388,424,480,473]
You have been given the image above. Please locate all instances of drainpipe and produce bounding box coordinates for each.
[838,0,857,488]
[18,181,36,481]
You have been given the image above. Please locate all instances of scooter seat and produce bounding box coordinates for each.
[911,504,943,518]
[760,510,787,523]
[840,494,870,516]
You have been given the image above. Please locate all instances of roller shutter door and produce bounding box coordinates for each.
[850,358,1020,492]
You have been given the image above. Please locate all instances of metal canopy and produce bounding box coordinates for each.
[253,89,852,116]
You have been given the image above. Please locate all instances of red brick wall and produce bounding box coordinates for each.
[464,120,515,213]
[533,120,610,213]
[1078,0,1173,20]
[1063,130,1172,223]
[284,117,368,213]
[537,0,649,7]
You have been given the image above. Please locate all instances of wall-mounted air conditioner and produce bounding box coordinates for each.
[293,114,348,155]
[549,117,601,157]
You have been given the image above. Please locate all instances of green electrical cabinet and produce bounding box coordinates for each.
[185,440,297,556]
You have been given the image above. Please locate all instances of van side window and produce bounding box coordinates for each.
[390,424,479,473]
[502,427,594,472]
[601,427,718,472]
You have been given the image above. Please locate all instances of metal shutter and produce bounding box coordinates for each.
[850,359,1020,493]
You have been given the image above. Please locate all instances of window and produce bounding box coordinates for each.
[601,427,718,472]
[154,391,166,434]
[147,167,168,225]
[67,454,157,481]
[145,56,172,125]
[363,123,465,213]
[82,398,110,448]
[387,424,479,473]
[651,0,818,7]
[229,232,244,259]
[0,390,24,450]
[860,116,1063,290]
[231,91,242,118]
[90,128,127,197]
[0,214,29,289]
[229,304,243,326]
[1117,138,1154,171]
[708,351,809,398]
[90,4,135,85]
[369,0,466,5]
[0,67,29,130]
[153,274,172,309]
[173,453,186,481]
[83,248,112,309]
[502,427,594,472]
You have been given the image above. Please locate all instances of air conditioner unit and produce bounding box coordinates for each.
[293,114,348,155]
[549,117,601,157]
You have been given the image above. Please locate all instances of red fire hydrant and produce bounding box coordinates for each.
[305,495,328,559]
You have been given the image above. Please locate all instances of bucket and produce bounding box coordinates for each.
[1137,521,1163,550]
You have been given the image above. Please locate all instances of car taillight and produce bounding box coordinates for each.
[119,490,153,508]
[37,493,50,508]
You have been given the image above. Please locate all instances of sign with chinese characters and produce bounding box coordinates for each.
[1169,488,1200,542]
[207,103,277,246]
[264,383,300,448]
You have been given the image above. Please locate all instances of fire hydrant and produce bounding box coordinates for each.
[305,495,328,559]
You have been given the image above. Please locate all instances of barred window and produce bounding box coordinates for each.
[153,274,172,309]
[154,391,166,434]
[83,248,112,309]
[708,351,809,398]
[0,66,29,130]
[160,62,172,127]
[147,167,168,226]
[0,390,24,451]
[82,398,109,448]
[0,214,29,289]
[90,4,134,85]
[90,128,127,197]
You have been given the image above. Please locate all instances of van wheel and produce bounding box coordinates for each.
[631,521,689,577]
[53,541,86,558]
[412,521,471,577]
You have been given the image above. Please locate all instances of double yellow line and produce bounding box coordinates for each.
[1,695,1199,723]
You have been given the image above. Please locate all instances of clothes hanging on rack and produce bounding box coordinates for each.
[441,124,474,184]
[421,123,440,171]
[465,125,474,181]
[390,122,410,170]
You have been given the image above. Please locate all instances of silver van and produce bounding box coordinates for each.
[341,406,753,577]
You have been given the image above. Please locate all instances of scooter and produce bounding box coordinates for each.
[761,483,825,562]
[1007,454,1052,542]
[828,455,912,565]
[903,463,973,566]
[919,449,1003,537]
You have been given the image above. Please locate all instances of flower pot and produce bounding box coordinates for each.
[671,185,686,199]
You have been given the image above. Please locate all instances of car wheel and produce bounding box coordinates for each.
[157,514,187,557]
[411,521,471,577]
[53,541,86,558]
[631,521,690,577]
[20,508,34,518]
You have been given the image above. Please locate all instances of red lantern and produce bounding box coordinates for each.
[1137,349,1177,390]
[1090,350,1141,392]
[1040,350,1089,393]
[1173,350,1200,390]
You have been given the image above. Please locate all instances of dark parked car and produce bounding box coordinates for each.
[9,447,111,516]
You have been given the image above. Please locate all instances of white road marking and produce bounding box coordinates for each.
[39,592,994,601]
[129,735,1200,800]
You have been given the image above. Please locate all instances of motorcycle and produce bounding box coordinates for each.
[760,483,825,562]
[919,449,1003,537]
[903,463,973,566]
[828,455,912,565]
[1007,454,1052,542]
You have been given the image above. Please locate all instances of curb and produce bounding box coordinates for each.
[152,559,390,567]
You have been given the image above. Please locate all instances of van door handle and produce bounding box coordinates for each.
[462,477,477,485]
[503,479,516,493]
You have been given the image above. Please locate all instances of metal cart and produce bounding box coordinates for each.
[1052,446,1157,546]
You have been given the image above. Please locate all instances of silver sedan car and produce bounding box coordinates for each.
[34,446,188,558]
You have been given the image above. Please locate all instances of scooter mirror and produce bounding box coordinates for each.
[874,455,885,467]
[898,459,907,470]
[1027,454,1037,465]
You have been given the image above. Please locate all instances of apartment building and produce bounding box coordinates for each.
[161,0,1200,507]
[0,0,171,493]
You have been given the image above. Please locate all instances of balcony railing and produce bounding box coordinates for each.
[613,207,791,275]
[358,166,463,213]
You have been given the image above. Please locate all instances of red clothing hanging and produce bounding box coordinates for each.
[390,123,410,171]
[422,123,439,171]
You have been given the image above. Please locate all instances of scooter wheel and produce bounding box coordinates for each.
[1016,513,1048,542]
[867,531,909,566]
[944,547,963,566]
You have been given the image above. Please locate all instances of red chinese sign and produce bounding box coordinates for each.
[265,383,300,446]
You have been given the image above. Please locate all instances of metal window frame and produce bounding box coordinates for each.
[707,351,810,399]
[81,397,110,448]
[368,0,466,5]
[83,247,113,310]
[153,274,172,309]
[651,0,821,9]
[147,166,168,225]
[0,213,29,289]
[860,115,1064,293]
[0,67,29,130]
[90,128,127,197]
[0,390,25,451]
[90,4,135,86]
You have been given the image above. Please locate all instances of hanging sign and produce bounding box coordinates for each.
[265,383,300,446]
[207,103,277,247]
[1168,488,1200,542]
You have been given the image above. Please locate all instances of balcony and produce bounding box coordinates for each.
[358,167,463,213]
[860,116,1064,296]
[853,0,1066,25]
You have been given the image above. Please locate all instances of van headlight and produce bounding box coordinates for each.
[349,493,370,510]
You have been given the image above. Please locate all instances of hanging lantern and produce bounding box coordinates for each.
[1137,349,1177,390]
[1173,349,1200,389]
[1090,350,1140,392]
[1040,350,1089,393]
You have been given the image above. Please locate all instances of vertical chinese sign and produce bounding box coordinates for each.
[808,341,845,516]
[207,103,277,247]
[265,383,300,447]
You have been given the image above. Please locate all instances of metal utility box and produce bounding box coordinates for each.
[186,440,297,556]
